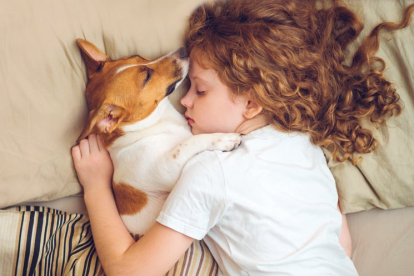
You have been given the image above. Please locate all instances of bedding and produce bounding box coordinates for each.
[0,206,102,276]
[347,206,414,276]
[0,206,219,276]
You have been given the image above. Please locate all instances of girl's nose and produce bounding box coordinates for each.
[180,90,193,108]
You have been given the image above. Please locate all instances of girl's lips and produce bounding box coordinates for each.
[185,114,195,125]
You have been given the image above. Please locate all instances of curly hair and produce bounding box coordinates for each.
[184,0,414,164]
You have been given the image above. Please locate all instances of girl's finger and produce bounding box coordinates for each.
[72,145,81,161]
[79,139,90,156]
[89,134,99,153]
[97,134,104,151]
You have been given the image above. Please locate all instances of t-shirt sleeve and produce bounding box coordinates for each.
[156,151,226,240]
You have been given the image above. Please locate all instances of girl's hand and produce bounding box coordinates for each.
[71,134,114,194]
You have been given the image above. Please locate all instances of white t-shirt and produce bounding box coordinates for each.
[157,125,358,276]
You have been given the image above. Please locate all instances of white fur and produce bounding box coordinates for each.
[114,49,188,76]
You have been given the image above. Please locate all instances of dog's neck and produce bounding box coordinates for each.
[122,97,171,133]
[108,97,173,149]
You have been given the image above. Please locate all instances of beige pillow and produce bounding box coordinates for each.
[0,0,206,208]
[325,0,414,213]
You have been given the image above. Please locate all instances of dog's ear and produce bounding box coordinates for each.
[76,104,128,143]
[76,38,112,80]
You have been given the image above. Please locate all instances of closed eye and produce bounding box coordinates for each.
[143,68,153,85]
[196,91,205,95]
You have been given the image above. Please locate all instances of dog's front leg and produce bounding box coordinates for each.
[156,133,241,190]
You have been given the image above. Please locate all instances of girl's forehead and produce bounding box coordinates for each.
[189,59,217,81]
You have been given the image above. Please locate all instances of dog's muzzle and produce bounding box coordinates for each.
[179,47,188,59]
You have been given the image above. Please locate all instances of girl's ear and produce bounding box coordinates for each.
[243,93,263,119]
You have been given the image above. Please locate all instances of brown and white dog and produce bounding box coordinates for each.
[76,39,241,235]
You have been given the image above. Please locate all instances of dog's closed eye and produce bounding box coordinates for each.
[144,68,153,85]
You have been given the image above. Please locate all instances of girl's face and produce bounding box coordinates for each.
[180,58,247,135]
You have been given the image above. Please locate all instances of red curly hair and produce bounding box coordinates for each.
[184,0,414,164]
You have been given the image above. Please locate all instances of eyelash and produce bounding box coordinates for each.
[188,78,205,95]
[143,68,153,85]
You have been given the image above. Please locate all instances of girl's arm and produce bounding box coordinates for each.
[72,134,194,276]
[338,203,352,258]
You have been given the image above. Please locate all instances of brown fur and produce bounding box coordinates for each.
[113,182,149,215]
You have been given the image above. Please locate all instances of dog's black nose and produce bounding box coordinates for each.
[179,47,188,59]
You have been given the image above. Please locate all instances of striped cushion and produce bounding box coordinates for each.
[0,206,219,276]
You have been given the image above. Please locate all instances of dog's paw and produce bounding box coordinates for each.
[209,133,242,152]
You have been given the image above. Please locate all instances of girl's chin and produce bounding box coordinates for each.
[190,126,203,135]
[191,128,199,135]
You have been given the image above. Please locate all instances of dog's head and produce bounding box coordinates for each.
[76,39,189,145]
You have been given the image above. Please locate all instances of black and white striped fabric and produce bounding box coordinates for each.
[0,206,103,276]
[0,206,219,276]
